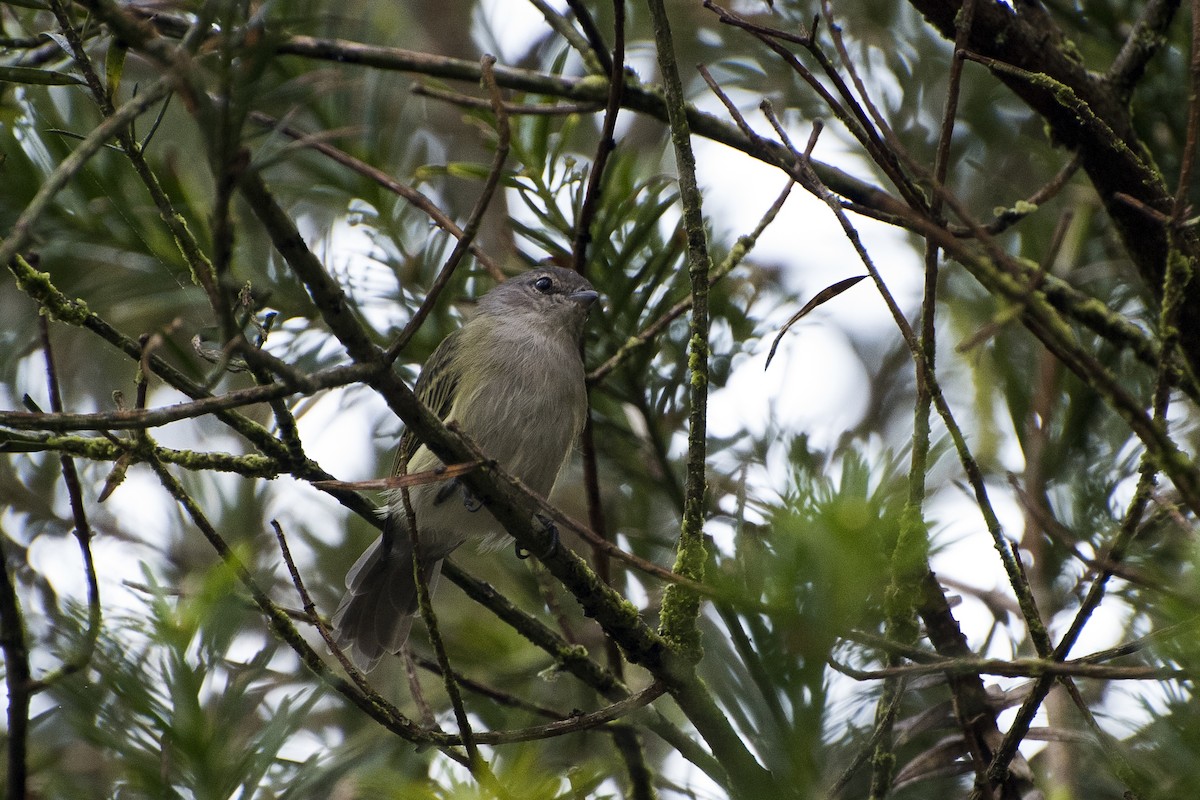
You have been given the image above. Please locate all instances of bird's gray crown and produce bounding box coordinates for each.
[477,267,599,320]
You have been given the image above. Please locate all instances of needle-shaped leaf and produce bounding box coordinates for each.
[765,275,867,370]
[0,65,84,86]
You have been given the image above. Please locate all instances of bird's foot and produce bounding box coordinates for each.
[461,486,483,513]
[515,514,559,560]
[435,478,484,512]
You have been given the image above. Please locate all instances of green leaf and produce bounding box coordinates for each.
[0,65,84,86]
[42,31,72,55]
[413,161,496,181]
[106,41,128,101]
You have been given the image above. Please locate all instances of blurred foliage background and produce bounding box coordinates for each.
[1,0,1199,798]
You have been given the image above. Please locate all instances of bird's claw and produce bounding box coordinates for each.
[433,478,483,512]
[515,514,560,560]
[462,486,482,513]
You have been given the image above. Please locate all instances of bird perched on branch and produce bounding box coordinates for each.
[332,266,599,672]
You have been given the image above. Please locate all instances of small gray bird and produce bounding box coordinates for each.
[332,266,599,672]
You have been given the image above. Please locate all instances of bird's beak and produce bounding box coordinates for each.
[570,288,600,308]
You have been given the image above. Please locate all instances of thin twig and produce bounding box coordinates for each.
[951,155,1081,238]
[819,0,911,180]
[829,654,1187,682]
[571,0,625,271]
[565,0,614,75]
[645,1,771,793]
[0,529,30,799]
[697,63,758,142]
[412,82,602,115]
[828,681,907,799]
[450,434,724,602]
[409,653,563,719]
[573,0,627,682]
[407,485,484,772]
[1173,0,1200,221]
[386,55,512,364]
[956,211,1071,353]
[0,361,379,432]
[529,0,605,75]
[26,317,101,691]
[270,520,373,695]
[1107,0,1181,99]
[425,682,667,746]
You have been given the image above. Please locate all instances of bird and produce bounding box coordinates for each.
[331,266,599,672]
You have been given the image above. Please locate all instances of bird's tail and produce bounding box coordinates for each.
[331,536,442,673]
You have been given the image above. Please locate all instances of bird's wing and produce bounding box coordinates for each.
[395,328,462,471]
[380,329,464,554]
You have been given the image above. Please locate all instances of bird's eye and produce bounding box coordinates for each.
[533,276,554,293]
